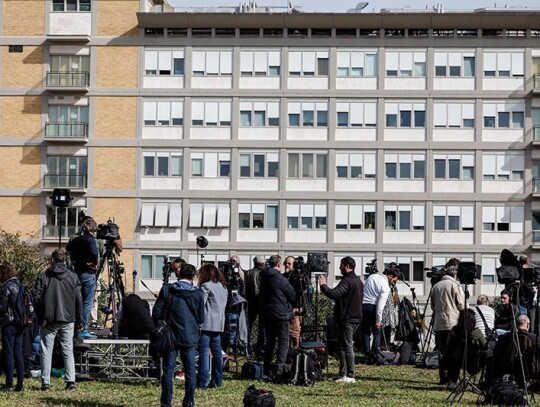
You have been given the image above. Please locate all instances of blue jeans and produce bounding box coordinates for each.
[40,322,75,386]
[161,346,196,407]
[337,321,359,378]
[1,324,25,387]
[197,331,223,389]
[362,303,381,355]
[77,272,96,330]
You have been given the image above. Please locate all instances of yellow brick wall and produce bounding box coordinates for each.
[95,47,138,88]
[0,96,42,138]
[94,97,137,139]
[92,197,135,242]
[0,197,40,237]
[0,146,41,188]
[92,148,136,190]
[3,0,44,36]
[1,46,44,88]
[96,0,138,37]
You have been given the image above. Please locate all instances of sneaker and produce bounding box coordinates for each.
[76,330,97,339]
[41,384,50,392]
[65,382,76,391]
[14,384,23,392]
[0,385,13,392]
[336,376,356,383]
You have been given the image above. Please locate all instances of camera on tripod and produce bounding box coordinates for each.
[457,262,481,285]
[97,220,120,241]
[425,265,445,285]
[292,256,307,276]
[162,257,173,283]
[365,258,378,275]
[221,259,242,292]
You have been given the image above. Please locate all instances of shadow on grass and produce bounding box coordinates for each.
[41,397,124,407]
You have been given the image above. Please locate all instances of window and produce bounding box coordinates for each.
[50,55,89,73]
[434,51,475,77]
[336,50,378,77]
[288,50,329,76]
[45,155,87,189]
[141,253,181,279]
[335,204,376,230]
[482,153,524,181]
[288,153,327,178]
[238,204,278,229]
[239,101,280,127]
[52,0,91,12]
[143,100,183,126]
[191,101,231,126]
[45,203,87,239]
[141,201,182,228]
[434,103,475,128]
[385,51,426,77]
[434,154,475,180]
[287,204,327,229]
[8,45,23,53]
[47,104,89,137]
[240,50,280,76]
[384,256,425,282]
[144,50,184,76]
[189,203,230,228]
[385,154,425,179]
[143,152,183,177]
[433,206,474,231]
[336,153,376,179]
[192,50,232,76]
[288,102,328,127]
[239,153,279,177]
[190,152,230,177]
[483,52,524,77]
[482,206,523,232]
[336,101,377,128]
[483,103,524,129]
[385,103,425,128]
[384,205,424,230]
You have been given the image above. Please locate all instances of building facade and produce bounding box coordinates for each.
[1,0,540,298]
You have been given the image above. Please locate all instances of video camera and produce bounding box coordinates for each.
[522,266,540,286]
[162,257,173,283]
[97,219,120,242]
[292,256,307,276]
[221,259,242,292]
[457,262,481,285]
[365,259,378,275]
[425,265,445,285]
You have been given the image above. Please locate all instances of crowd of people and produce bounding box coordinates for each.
[2,244,540,405]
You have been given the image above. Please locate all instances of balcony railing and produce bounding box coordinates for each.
[43,174,87,189]
[45,71,90,87]
[45,122,88,139]
[42,225,79,240]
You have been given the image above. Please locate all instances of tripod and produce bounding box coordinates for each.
[447,285,483,404]
[100,240,126,338]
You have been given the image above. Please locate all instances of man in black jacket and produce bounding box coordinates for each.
[33,249,82,391]
[259,254,295,378]
[319,256,364,383]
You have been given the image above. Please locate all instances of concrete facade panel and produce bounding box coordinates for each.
[94,97,137,138]
[95,47,138,88]
[92,148,136,189]
[1,46,44,87]
[3,0,44,36]
[0,96,42,138]
[0,146,41,188]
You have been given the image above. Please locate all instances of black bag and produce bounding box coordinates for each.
[13,283,35,327]
[372,349,400,366]
[289,351,322,386]
[482,377,527,406]
[241,361,264,380]
[150,320,176,355]
[243,385,275,407]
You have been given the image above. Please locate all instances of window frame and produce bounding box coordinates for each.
[142,151,183,178]
[287,153,328,179]
[238,203,279,229]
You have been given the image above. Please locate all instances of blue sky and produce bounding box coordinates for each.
[168,0,540,12]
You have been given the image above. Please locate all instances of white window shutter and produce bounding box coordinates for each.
[155,203,168,227]
[169,203,182,227]
[141,203,155,227]
[217,204,230,227]
[202,204,217,227]
[189,203,203,227]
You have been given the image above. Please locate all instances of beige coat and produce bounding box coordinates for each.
[430,275,465,331]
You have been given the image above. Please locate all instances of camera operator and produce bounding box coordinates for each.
[283,256,308,349]
[430,265,465,385]
[519,255,538,331]
[244,256,266,357]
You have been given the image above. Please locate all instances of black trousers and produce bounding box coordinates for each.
[263,318,290,376]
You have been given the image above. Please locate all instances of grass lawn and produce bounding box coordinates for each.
[0,358,491,407]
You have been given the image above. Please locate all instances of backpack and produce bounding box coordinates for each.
[288,351,322,386]
[243,385,276,407]
[13,283,35,327]
[482,377,527,406]
[241,360,264,380]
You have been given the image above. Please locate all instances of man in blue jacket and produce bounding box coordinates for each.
[153,264,204,407]
[259,254,295,378]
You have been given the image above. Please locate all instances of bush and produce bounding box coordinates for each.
[0,228,47,286]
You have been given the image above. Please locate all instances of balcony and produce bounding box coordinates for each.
[45,72,89,91]
[44,122,88,141]
[42,225,79,241]
[43,174,87,190]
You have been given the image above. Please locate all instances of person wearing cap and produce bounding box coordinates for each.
[244,256,266,356]
[430,265,465,385]
[362,264,399,364]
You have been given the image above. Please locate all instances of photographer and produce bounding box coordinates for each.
[520,255,538,331]
[283,256,308,349]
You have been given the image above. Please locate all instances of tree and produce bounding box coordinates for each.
[0,228,47,286]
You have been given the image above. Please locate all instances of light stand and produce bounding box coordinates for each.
[196,235,208,267]
[51,188,72,249]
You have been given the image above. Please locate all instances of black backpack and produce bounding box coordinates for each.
[243,385,275,407]
[288,351,322,386]
[482,377,527,406]
[241,360,264,380]
[13,283,35,327]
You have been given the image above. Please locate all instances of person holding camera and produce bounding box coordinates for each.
[430,266,465,385]
[33,249,82,391]
[319,256,363,383]
[283,256,307,349]
[244,256,266,357]
[66,217,98,339]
